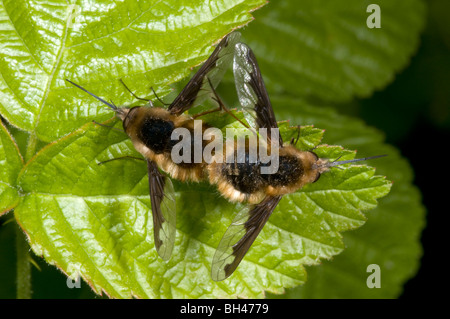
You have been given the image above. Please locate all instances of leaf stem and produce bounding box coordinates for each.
[15,223,32,299]
[15,132,38,299]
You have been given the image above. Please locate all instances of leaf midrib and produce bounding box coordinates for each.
[32,11,70,133]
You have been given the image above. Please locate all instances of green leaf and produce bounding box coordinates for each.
[14,112,390,298]
[0,0,265,142]
[0,121,23,215]
[241,0,426,102]
[266,97,425,298]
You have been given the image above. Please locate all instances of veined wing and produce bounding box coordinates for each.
[147,160,176,260]
[211,196,282,281]
[233,43,283,146]
[168,32,241,115]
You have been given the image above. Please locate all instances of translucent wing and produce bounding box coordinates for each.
[168,32,241,115]
[211,196,282,281]
[147,160,176,260]
[233,43,283,146]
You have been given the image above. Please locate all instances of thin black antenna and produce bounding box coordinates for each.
[66,79,117,111]
[327,154,387,168]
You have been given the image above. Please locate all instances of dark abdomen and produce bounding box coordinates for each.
[260,155,304,187]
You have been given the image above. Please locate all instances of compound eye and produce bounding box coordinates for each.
[312,172,321,183]
[123,106,137,130]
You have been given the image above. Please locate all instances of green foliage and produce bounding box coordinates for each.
[0,0,426,298]
[267,98,425,298]
[241,0,426,102]
[12,116,389,298]
[0,0,264,142]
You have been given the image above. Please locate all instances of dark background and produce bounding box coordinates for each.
[357,1,449,298]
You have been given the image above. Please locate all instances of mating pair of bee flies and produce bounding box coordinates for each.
[66,32,385,281]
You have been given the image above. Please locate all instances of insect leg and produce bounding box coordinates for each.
[119,79,152,103]
[92,120,125,133]
[150,87,170,106]
[290,125,301,146]
[192,106,223,119]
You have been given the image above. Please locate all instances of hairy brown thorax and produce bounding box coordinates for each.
[119,106,213,182]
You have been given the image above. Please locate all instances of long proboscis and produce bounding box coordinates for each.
[327,154,387,168]
[66,79,117,111]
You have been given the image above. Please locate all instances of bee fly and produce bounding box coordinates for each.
[208,42,386,281]
[66,32,242,261]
